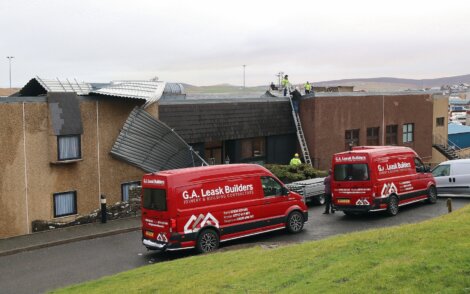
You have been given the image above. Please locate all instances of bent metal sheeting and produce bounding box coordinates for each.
[91,80,166,108]
[111,107,207,172]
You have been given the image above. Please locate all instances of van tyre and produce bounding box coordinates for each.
[286,211,304,233]
[387,195,399,216]
[427,186,437,204]
[196,229,219,253]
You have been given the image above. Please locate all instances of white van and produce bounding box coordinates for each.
[431,159,470,197]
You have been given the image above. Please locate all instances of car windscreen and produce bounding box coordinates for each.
[334,164,370,181]
[143,188,167,211]
[431,164,450,177]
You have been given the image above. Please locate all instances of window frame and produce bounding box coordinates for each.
[121,181,141,202]
[366,127,380,145]
[57,134,82,161]
[403,123,414,143]
[436,117,445,127]
[53,191,77,218]
[345,129,360,150]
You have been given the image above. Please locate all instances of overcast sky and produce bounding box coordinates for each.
[1,0,469,87]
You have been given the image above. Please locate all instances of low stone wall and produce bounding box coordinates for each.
[32,187,142,233]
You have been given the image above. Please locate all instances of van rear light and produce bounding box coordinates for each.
[170,218,177,233]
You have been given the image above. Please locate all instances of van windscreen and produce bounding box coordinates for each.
[143,188,167,211]
[334,164,369,181]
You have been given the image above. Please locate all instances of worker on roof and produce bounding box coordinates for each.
[290,153,302,166]
[304,81,312,94]
[291,87,302,114]
[281,75,290,96]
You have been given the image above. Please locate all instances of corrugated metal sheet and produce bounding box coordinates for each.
[111,107,207,172]
[91,80,166,107]
[164,83,185,95]
[34,76,93,95]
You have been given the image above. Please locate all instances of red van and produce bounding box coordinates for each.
[141,164,308,253]
[331,146,437,216]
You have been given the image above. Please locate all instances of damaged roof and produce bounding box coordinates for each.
[91,80,166,106]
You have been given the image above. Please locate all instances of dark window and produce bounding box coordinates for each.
[386,125,398,145]
[261,176,283,197]
[205,141,223,165]
[122,181,141,202]
[143,189,167,211]
[241,137,266,159]
[345,129,360,150]
[53,191,77,217]
[403,123,414,143]
[366,127,380,145]
[436,117,445,126]
[57,135,81,161]
[334,164,370,181]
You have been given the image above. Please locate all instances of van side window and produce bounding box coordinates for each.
[432,164,450,177]
[414,157,425,172]
[261,177,283,197]
[334,164,369,181]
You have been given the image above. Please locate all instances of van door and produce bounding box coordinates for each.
[141,186,171,247]
[432,163,452,195]
[413,157,430,198]
[259,176,290,224]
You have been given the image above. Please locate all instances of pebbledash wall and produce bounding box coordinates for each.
[299,93,448,170]
[0,95,152,238]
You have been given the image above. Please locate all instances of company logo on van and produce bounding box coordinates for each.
[381,182,398,196]
[335,155,366,162]
[182,184,254,202]
[144,179,165,185]
[184,213,219,234]
[378,162,411,173]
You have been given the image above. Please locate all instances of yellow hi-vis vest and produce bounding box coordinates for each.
[282,78,289,88]
[304,83,311,91]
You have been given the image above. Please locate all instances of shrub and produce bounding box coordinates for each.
[265,164,326,183]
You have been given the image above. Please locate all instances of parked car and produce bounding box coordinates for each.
[431,159,470,197]
[141,164,308,253]
[331,146,437,216]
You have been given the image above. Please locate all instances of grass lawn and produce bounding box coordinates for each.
[52,204,470,294]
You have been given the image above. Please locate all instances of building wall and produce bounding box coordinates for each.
[0,97,149,238]
[301,94,434,170]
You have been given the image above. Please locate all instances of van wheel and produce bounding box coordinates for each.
[387,195,399,216]
[196,229,219,253]
[427,186,437,204]
[313,194,326,205]
[286,211,304,233]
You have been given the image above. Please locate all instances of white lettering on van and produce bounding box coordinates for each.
[144,179,165,185]
[336,155,366,162]
[181,184,254,203]
[182,190,200,200]
[386,162,411,171]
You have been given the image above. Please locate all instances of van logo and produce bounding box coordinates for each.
[144,179,165,185]
[156,233,168,243]
[184,213,219,234]
[381,183,398,196]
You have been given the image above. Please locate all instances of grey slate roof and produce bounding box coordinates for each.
[111,107,207,172]
[159,98,296,144]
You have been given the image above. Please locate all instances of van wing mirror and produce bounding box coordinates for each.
[425,165,431,172]
[282,187,290,196]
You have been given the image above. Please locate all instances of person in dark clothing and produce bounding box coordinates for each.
[291,87,302,114]
[323,169,334,214]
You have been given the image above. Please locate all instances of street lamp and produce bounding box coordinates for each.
[242,65,246,89]
[6,56,14,94]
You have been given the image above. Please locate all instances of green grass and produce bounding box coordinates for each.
[52,205,470,294]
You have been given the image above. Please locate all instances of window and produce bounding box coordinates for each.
[334,164,369,181]
[122,181,141,202]
[57,135,81,161]
[345,129,359,150]
[204,141,223,165]
[53,191,77,217]
[143,188,167,211]
[436,117,445,127]
[403,123,414,143]
[432,164,450,177]
[386,125,398,145]
[261,177,283,197]
[241,137,266,159]
[366,127,380,145]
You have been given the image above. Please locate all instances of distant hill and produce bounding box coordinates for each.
[183,74,470,93]
[0,88,19,96]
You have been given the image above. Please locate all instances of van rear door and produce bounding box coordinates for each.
[142,177,172,249]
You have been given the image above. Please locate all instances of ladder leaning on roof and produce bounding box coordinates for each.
[289,96,312,167]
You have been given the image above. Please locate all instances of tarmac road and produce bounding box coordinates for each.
[0,198,468,294]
